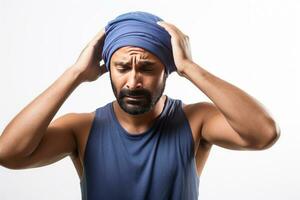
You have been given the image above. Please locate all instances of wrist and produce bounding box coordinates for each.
[65,65,85,85]
[178,60,196,75]
[180,61,209,80]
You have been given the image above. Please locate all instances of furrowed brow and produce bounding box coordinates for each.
[139,61,156,66]
[113,61,131,67]
[113,60,156,66]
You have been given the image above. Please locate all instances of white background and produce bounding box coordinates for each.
[0,0,299,199]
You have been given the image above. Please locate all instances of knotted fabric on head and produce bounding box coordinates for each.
[102,11,176,75]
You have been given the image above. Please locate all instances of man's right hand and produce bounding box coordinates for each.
[72,28,108,83]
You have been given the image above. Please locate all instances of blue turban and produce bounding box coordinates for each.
[102,11,176,75]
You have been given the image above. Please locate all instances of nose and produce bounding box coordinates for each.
[126,69,143,90]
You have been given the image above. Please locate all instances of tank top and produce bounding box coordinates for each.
[80,96,200,200]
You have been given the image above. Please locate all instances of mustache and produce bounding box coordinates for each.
[119,88,151,99]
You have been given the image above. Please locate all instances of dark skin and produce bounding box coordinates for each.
[0,23,280,181]
[110,46,167,134]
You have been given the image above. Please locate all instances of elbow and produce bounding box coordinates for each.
[0,154,26,170]
[0,152,13,169]
[0,141,6,167]
[0,144,27,169]
[253,121,281,150]
[0,159,17,169]
[0,149,14,169]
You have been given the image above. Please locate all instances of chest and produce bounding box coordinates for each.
[82,125,197,199]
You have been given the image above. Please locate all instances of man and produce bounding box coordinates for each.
[0,11,280,200]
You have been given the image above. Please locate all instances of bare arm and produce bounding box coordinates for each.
[0,28,107,168]
[158,21,280,150]
[0,113,79,169]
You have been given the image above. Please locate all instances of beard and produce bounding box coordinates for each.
[110,73,167,115]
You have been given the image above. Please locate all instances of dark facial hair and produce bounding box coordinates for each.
[110,72,167,115]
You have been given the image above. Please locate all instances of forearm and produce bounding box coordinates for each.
[181,61,278,141]
[0,66,83,159]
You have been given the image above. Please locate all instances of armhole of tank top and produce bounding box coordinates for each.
[179,100,201,179]
[178,100,196,158]
[82,107,100,166]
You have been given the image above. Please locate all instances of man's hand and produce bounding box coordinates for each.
[72,28,108,83]
[157,21,193,76]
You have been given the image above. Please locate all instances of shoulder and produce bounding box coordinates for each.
[182,101,218,122]
[52,112,96,144]
[180,101,214,145]
[55,111,96,160]
[181,101,215,123]
[62,111,96,136]
[52,112,95,129]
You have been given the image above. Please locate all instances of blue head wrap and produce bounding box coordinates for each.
[102,11,176,75]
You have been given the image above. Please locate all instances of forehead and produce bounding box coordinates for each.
[111,46,159,62]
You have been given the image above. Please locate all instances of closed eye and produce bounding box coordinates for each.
[114,61,157,74]
[116,63,131,73]
[140,63,156,72]
[141,67,154,72]
[117,68,130,73]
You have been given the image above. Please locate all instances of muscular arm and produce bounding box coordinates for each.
[158,21,280,151]
[184,63,280,150]
[0,27,106,169]
[0,67,82,168]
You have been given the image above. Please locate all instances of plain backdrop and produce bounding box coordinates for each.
[0,0,299,199]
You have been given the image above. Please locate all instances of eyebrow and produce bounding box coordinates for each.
[113,60,156,67]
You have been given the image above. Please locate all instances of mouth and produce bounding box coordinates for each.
[125,95,145,100]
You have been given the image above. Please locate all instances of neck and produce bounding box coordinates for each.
[113,95,167,134]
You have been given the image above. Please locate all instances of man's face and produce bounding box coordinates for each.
[109,46,167,115]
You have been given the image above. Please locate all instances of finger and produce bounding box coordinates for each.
[157,21,184,38]
[157,21,178,37]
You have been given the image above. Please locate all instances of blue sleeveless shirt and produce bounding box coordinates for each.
[80,96,200,200]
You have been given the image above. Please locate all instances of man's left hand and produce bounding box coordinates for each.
[157,21,193,76]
